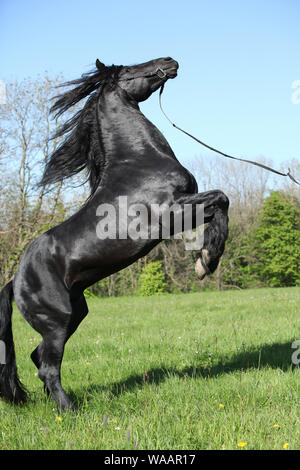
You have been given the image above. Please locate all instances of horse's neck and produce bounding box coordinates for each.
[98,87,177,162]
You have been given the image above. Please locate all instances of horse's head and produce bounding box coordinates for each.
[96,57,179,102]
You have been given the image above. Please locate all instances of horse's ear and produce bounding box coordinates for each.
[96,59,105,71]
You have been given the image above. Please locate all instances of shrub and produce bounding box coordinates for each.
[139,261,167,296]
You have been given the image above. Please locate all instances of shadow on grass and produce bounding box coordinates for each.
[69,340,298,404]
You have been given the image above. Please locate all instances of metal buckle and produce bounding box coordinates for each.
[155,68,167,79]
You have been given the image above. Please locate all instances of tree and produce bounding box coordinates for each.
[253,191,300,287]
[0,75,87,286]
[139,261,167,296]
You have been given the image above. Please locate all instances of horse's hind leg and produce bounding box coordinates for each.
[66,295,89,342]
[31,341,50,396]
[31,295,88,407]
[36,323,75,411]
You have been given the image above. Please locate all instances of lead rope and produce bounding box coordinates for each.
[159,85,300,185]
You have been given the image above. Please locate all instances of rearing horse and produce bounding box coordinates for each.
[0,57,229,410]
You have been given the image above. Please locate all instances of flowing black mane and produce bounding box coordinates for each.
[40,63,123,195]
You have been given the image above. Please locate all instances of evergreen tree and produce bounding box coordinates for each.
[139,261,167,296]
[254,191,300,287]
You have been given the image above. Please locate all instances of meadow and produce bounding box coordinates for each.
[0,287,299,450]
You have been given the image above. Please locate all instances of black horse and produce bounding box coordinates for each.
[0,57,229,410]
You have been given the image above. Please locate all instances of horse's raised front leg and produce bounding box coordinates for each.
[174,189,229,279]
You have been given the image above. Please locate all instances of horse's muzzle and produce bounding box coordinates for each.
[164,59,179,79]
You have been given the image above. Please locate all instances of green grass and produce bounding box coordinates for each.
[1,287,300,450]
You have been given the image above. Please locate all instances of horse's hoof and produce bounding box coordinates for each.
[56,400,78,413]
[195,249,211,280]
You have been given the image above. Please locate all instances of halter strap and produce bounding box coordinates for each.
[118,67,167,81]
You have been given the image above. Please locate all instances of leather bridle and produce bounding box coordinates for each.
[118,67,168,81]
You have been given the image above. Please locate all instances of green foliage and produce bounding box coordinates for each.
[83,287,97,299]
[221,219,260,289]
[254,191,300,287]
[139,261,167,296]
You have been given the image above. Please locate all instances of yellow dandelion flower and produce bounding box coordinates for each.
[86,361,91,366]
[56,416,62,422]
[237,441,247,448]
[273,424,280,428]
[283,442,289,449]
[219,403,225,408]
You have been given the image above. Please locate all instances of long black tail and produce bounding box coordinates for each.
[0,281,27,403]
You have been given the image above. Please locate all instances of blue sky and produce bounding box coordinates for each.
[1,0,299,170]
